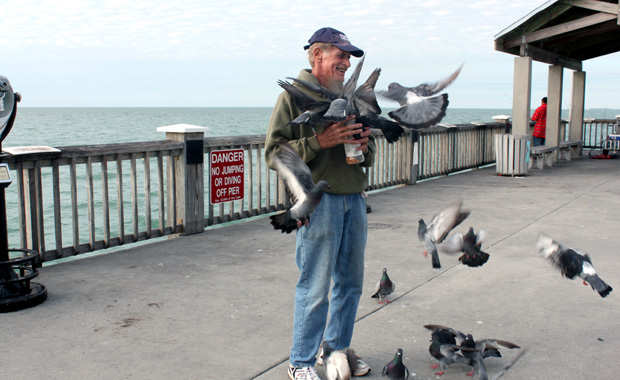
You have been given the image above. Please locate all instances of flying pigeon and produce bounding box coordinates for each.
[288,59,405,143]
[442,227,490,267]
[371,268,395,304]
[382,348,412,380]
[377,63,463,129]
[352,68,405,143]
[269,141,330,233]
[423,324,470,376]
[536,233,613,298]
[459,333,520,377]
[418,200,470,269]
[321,340,359,380]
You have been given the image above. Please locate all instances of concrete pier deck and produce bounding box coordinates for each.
[2,156,619,380]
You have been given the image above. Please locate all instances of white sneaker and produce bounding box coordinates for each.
[288,364,322,380]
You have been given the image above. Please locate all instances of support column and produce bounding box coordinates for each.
[569,71,586,142]
[512,56,532,135]
[546,65,563,160]
[157,124,209,235]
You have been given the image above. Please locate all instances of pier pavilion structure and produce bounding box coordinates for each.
[494,0,620,158]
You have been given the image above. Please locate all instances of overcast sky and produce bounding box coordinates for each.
[3,0,619,109]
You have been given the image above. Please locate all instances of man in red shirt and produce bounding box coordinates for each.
[531,97,547,146]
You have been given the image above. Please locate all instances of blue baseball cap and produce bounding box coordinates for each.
[303,27,364,57]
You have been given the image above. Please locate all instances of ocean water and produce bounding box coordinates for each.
[2,107,619,257]
[6,107,619,149]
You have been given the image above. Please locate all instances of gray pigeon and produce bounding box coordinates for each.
[269,141,329,233]
[322,55,366,121]
[479,348,527,380]
[459,333,520,378]
[442,227,490,267]
[536,233,613,298]
[378,63,463,129]
[423,324,470,376]
[277,79,332,134]
[418,200,470,269]
[382,348,412,380]
[371,268,395,304]
[321,340,360,380]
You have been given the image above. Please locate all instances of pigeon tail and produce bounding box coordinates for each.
[389,94,449,129]
[431,248,441,269]
[584,274,613,298]
[459,250,490,267]
[269,211,306,234]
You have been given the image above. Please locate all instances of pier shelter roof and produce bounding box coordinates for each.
[494,0,620,71]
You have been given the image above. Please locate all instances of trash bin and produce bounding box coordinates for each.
[494,134,530,176]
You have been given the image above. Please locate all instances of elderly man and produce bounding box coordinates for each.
[265,27,376,380]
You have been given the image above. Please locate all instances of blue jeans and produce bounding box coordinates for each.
[290,192,367,367]
[533,136,545,146]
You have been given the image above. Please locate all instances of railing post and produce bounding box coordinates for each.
[493,115,512,134]
[157,124,209,236]
[408,130,418,185]
[616,115,620,134]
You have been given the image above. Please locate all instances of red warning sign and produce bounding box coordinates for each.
[210,149,245,204]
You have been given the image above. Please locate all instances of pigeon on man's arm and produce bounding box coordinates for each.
[269,141,329,233]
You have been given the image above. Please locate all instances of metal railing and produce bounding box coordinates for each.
[582,119,618,149]
[4,121,508,263]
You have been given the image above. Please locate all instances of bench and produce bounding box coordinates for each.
[559,140,583,161]
[529,145,557,170]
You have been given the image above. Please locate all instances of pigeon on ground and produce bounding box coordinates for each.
[377,63,463,129]
[536,233,613,298]
[321,340,359,380]
[479,348,527,380]
[442,227,490,267]
[418,200,470,269]
[269,141,330,233]
[382,348,412,380]
[423,324,470,376]
[371,268,395,304]
[459,333,520,377]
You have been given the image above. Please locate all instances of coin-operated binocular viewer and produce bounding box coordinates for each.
[0,76,47,313]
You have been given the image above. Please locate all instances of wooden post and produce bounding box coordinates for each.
[569,70,586,143]
[157,124,209,236]
[512,56,532,136]
[493,115,512,133]
[547,65,563,161]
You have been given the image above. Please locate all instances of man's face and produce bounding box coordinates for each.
[313,47,351,91]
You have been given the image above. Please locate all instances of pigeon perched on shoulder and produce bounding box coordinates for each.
[269,141,329,233]
[277,79,332,134]
[382,348,412,380]
[321,340,359,380]
[371,268,395,304]
[423,324,469,376]
[442,227,490,267]
[536,233,613,298]
[377,63,463,129]
[459,333,520,377]
[418,200,470,269]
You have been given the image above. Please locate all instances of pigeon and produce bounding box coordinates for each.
[536,233,612,298]
[418,200,470,269]
[424,324,470,376]
[442,227,490,267]
[371,268,395,304]
[289,59,405,143]
[459,333,520,377]
[377,63,463,129]
[352,68,405,143]
[478,348,528,380]
[321,340,359,380]
[382,348,412,380]
[269,140,330,233]
[277,79,333,134]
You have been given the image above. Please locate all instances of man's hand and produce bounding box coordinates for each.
[316,115,369,152]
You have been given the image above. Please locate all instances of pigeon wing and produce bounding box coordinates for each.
[287,77,338,100]
[354,68,382,116]
[272,142,315,206]
[428,200,470,244]
[410,63,463,97]
[388,93,449,129]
